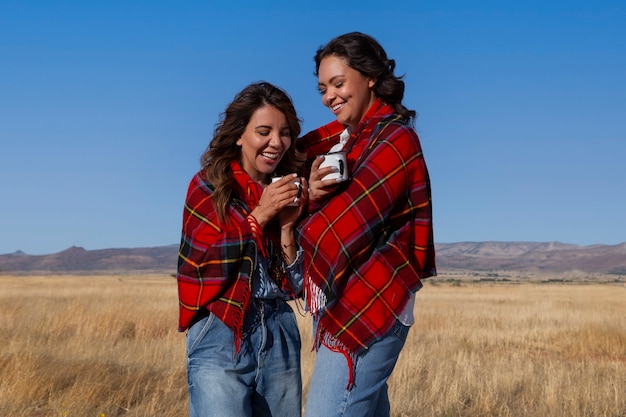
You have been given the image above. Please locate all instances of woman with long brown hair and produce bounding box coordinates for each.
[177,81,307,417]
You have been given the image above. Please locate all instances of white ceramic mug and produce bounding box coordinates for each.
[319,151,348,182]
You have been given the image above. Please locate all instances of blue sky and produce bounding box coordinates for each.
[1,1,625,255]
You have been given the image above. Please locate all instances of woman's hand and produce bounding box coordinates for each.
[276,176,307,264]
[278,176,308,231]
[251,174,303,228]
[308,155,341,202]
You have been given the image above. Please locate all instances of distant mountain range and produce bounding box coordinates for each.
[436,241,626,274]
[0,245,179,275]
[1,242,625,277]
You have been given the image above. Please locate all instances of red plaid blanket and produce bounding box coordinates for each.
[176,161,293,350]
[298,99,436,356]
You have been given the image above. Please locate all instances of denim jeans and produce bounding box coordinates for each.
[186,299,302,417]
[304,320,410,417]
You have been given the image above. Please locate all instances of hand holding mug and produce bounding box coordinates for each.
[271,175,303,207]
[308,151,349,202]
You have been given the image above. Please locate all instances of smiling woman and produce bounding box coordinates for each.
[298,32,435,417]
[176,81,308,417]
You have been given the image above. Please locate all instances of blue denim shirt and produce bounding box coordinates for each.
[252,248,304,299]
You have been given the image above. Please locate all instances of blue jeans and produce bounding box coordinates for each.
[186,299,302,417]
[304,320,409,417]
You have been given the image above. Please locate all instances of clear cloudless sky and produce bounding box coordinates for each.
[1,1,625,255]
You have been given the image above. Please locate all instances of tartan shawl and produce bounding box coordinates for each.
[176,160,293,349]
[298,98,437,356]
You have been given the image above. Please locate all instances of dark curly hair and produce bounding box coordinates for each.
[200,81,305,223]
[314,32,416,124]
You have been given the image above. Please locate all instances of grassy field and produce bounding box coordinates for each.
[0,275,624,417]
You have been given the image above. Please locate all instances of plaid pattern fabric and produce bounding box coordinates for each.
[176,161,291,350]
[298,99,436,356]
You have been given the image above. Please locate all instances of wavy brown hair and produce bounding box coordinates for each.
[314,32,416,124]
[200,81,305,223]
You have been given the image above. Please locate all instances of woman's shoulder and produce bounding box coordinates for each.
[298,120,344,157]
[377,115,419,144]
[187,169,216,196]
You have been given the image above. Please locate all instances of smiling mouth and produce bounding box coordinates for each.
[262,152,280,161]
[331,102,345,112]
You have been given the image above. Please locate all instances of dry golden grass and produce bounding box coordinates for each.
[0,275,624,417]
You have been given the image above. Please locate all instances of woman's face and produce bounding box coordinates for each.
[237,104,292,184]
[317,55,377,130]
